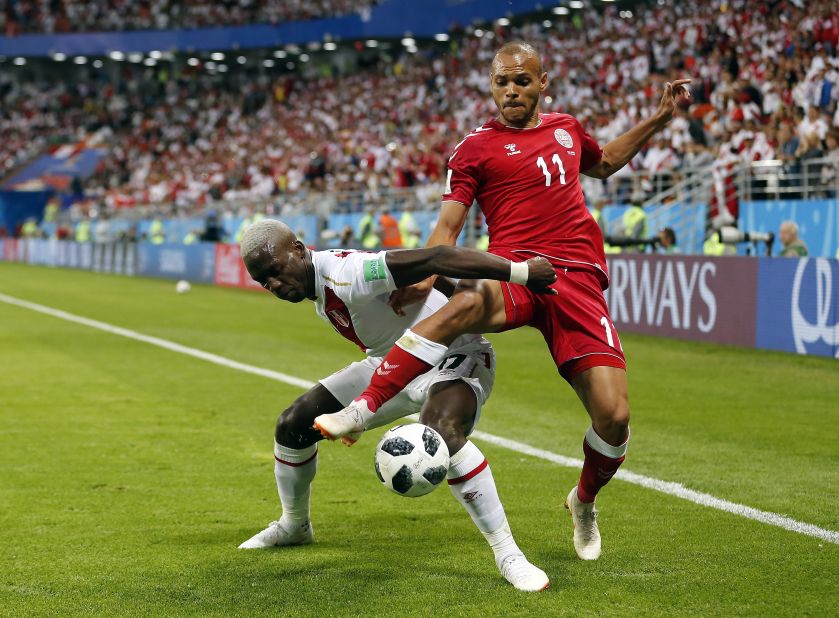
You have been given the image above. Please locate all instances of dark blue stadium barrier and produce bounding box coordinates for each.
[0,0,545,57]
[136,242,216,283]
[755,257,839,358]
[740,200,839,259]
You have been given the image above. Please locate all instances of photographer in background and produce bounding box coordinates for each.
[657,227,679,254]
[778,221,808,257]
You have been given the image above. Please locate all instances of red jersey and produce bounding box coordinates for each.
[442,112,609,288]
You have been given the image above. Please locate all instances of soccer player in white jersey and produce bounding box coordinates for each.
[237,219,557,592]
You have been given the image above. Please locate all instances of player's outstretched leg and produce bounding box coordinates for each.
[315,281,507,443]
[566,366,630,560]
[422,381,549,592]
[240,386,339,549]
[313,329,449,443]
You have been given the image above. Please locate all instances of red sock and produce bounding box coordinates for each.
[359,345,433,412]
[577,431,627,503]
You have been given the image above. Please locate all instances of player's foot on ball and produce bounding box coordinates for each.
[237,520,313,549]
[497,553,550,592]
[313,399,373,446]
[565,486,601,560]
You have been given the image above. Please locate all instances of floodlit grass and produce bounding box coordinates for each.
[1,263,837,616]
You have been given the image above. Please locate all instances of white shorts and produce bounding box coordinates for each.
[319,335,495,435]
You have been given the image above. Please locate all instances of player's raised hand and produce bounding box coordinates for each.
[655,78,692,125]
[388,277,434,316]
[525,257,558,295]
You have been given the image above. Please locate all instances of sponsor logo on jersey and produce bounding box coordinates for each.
[554,128,573,149]
[363,256,387,281]
[375,360,400,376]
[328,309,350,328]
[504,143,522,156]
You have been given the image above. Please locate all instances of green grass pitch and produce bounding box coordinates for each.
[1,262,837,616]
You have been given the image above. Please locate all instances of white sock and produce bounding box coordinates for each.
[274,441,317,528]
[447,441,521,565]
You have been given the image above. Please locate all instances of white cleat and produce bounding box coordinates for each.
[498,553,550,592]
[237,520,313,549]
[313,399,373,446]
[565,486,601,560]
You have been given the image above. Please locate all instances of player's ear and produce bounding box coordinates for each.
[540,72,549,93]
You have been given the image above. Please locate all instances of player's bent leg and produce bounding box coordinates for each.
[421,381,549,592]
[314,280,509,441]
[564,366,631,560]
[240,385,342,549]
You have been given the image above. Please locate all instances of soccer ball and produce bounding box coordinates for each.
[175,280,191,294]
[374,423,450,497]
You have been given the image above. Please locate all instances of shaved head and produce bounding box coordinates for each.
[492,41,543,75]
[240,219,296,260]
[489,40,547,128]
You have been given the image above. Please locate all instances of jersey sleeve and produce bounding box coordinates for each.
[326,250,398,305]
[442,135,480,207]
[574,118,603,172]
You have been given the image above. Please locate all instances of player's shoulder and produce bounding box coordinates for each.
[541,112,582,128]
[451,119,499,154]
[315,248,365,273]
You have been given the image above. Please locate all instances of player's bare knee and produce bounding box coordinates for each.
[594,398,630,444]
[275,401,311,445]
[420,407,469,454]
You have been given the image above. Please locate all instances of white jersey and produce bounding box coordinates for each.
[311,249,474,358]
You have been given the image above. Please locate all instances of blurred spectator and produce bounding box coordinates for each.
[657,227,679,254]
[94,214,112,243]
[778,221,809,257]
[398,206,421,249]
[357,207,377,249]
[798,107,829,142]
[338,224,355,247]
[378,209,402,249]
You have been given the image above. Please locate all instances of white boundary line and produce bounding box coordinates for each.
[1,291,837,546]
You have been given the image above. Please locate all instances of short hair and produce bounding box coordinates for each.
[780,220,798,237]
[662,227,677,245]
[240,219,289,258]
[493,41,543,74]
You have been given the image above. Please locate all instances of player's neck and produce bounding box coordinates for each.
[497,110,541,129]
[304,249,317,300]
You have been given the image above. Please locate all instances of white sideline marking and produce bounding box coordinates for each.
[1,291,837,546]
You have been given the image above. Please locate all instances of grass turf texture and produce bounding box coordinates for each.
[1,263,837,616]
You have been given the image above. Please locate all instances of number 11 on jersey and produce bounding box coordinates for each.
[536,153,566,186]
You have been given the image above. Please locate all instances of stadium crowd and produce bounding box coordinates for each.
[1,0,838,219]
[2,0,379,34]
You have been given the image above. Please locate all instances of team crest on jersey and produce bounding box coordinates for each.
[504,143,521,156]
[328,309,350,328]
[554,128,573,149]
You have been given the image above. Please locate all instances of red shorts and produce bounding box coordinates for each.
[495,261,626,382]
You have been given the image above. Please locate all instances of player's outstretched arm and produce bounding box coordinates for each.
[583,78,691,179]
[388,201,471,315]
[385,245,557,294]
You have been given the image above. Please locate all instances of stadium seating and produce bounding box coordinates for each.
[0,0,837,252]
[2,0,379,34]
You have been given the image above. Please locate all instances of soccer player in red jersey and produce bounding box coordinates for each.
[315,41,690,562]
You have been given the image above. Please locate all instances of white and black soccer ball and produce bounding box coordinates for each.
[374,423,450,497]
[175,280,191,294]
